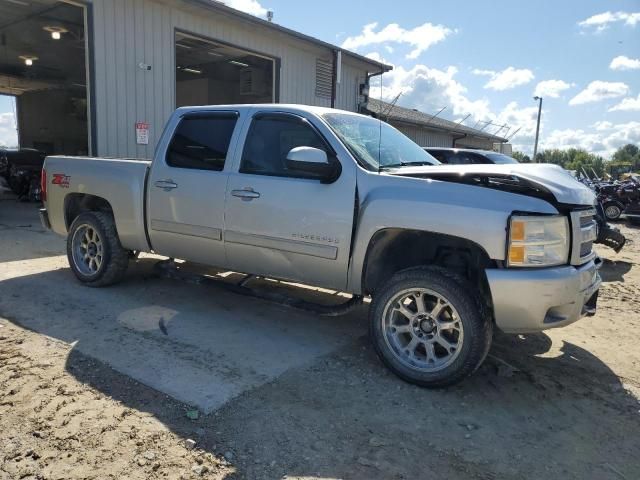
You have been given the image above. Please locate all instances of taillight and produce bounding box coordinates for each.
[41,168,47,202]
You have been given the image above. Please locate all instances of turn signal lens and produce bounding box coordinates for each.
[508,245,525,264]
[510,220,525,242]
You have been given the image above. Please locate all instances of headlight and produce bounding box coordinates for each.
[508,215,569,267]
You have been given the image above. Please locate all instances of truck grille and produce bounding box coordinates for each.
[570,209,597,265]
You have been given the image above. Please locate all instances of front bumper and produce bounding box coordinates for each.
[486,258,602,334]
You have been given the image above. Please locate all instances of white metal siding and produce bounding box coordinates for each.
[335,61,365,112]
[88,0,370,158]
[393,123,454,148]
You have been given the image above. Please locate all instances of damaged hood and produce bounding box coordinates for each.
[386,163,596,206]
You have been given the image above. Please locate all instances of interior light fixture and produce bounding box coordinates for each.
[19,55,38,66]
[178,66,202,74]
[229,60,249,67]
[43,26,68,40]
[208,51,224,57]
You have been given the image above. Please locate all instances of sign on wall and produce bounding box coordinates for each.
[135,122,149,145]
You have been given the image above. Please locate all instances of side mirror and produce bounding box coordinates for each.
[285,146,340,183]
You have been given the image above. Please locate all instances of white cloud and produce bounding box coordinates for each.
[472,67,534,91]
[0,112,18,148]
[609,94,640,112]
[592,120,614,131]
[534,79,573,98]
[568,81,629,105]
[542,122,640,157]
[224,0,268,18]
[364,52,393,66]
[578,11,640,31]
[370,64,492,122]
[491,101,542,154]
[342,22,453,59]
[609,55,640,70]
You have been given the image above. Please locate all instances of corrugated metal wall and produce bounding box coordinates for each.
[393,123,454,148]
[88,0,369,159]
[393,122,495,150]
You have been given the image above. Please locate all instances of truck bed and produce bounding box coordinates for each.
[44,156,152,252]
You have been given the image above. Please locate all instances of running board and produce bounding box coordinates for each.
[153,259,364,317]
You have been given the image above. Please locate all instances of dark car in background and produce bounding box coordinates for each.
[424,147,519,165]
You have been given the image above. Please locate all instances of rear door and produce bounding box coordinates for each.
[224,111,356,290]
[147,111,240,266]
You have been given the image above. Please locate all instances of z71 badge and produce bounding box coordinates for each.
[52,174,70,188]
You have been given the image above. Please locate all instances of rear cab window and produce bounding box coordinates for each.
[166,112,238,171]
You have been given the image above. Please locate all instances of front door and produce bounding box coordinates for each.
[147,111,239,267]
[224,112,356,290]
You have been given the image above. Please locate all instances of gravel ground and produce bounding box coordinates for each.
[1,193,639,479]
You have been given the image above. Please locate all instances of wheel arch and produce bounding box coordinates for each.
[64,193,114,230]
[361,228,495,311]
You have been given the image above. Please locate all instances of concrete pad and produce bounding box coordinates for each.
[0,200,367,412]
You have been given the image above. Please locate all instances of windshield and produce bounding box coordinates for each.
[321,113,440,170]
[484,152,519,164]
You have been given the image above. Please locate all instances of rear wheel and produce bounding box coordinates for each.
[67,211,129,287]
[369,267,492,387]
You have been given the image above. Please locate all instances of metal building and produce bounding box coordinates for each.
[364,99,508,150]
[1,0,390,159]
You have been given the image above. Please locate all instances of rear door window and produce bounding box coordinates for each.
[166,113,238,171]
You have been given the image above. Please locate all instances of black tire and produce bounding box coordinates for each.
[369,266,493,388]
[66,211,129,287]
[603,202,622,221]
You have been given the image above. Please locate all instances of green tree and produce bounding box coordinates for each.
[511,151,531,163]
[532,148,606,177]
[611,144,640,171]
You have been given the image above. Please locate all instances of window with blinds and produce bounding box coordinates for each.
[315,58,333,99]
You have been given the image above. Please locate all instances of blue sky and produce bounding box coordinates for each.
[2,0,639,157]
[257,0,640,157]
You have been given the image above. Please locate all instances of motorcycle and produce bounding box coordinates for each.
[1,148,44,202]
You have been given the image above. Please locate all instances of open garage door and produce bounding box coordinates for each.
[175,31,275,107]
[0,0,88,156]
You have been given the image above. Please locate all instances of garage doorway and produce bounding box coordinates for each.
[175,31,276,107]
[0,0,89,156]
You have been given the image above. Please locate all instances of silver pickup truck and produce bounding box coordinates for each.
[40,104,601,387]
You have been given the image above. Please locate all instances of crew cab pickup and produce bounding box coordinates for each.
[40,104,601,387]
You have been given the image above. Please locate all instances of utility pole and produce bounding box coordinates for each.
[533,96,543,162]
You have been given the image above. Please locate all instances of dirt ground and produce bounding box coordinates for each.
[1,190,639,479]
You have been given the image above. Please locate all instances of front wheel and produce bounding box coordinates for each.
[369,267,492,387]
[67,211,129,287]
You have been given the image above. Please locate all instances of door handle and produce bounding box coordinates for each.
[154,179,178,191]
[231,188,261,201]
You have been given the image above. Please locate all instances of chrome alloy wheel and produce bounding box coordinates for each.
[381,288,464,372]
[71,224,104,276]
[605,205,621,220]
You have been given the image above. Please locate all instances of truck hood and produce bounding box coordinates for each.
[386,163,595,207]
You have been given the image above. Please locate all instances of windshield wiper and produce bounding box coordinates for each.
[380,161,436,169]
